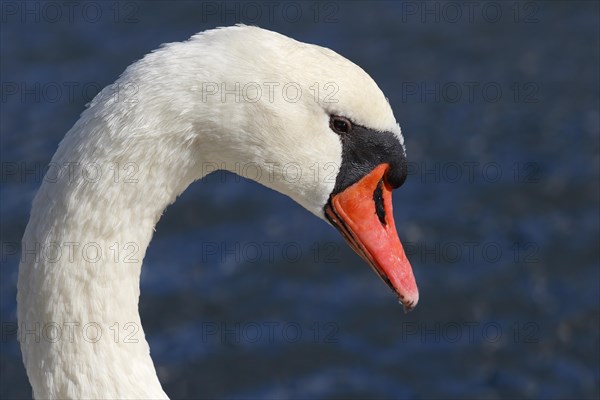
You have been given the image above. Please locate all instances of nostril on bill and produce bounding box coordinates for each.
[373,179,386,226]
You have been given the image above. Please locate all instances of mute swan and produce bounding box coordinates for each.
[17,25,418,399]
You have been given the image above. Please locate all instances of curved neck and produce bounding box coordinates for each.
[17,108,201,398]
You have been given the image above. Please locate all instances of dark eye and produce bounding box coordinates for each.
[330,116,351,135]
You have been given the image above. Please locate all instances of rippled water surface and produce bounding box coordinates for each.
[1,1,598,399]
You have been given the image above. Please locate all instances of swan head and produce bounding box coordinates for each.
[120,25,418,309]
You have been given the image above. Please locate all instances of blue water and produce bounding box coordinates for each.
[1,1,598,399]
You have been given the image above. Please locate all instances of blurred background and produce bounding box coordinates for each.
[1,1,598,399]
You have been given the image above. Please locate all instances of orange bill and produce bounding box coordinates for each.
[325,163,418,312]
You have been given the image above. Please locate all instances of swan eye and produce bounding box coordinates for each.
[330,116,351,135]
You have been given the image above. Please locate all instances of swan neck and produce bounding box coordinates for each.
[16,108,197,398]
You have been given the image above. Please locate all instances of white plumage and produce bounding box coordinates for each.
[18,25,404,399]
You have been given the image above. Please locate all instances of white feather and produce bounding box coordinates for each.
[17,25,403,399]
